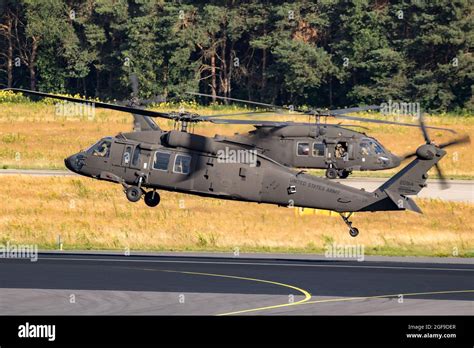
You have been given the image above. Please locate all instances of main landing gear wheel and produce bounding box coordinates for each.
[325,168,338,179]
[144,191,160,207]
[125,186,142,202]
[340,213,359,237]
[338,170,351,179]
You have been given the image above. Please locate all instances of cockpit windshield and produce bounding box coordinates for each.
[359,138,385,155]
[86,137,112,157]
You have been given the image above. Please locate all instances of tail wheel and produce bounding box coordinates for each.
[349,227,359,237]
[125,186,142,202]
[144,191,160,207]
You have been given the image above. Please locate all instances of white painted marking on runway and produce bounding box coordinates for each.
[34,256,474,272]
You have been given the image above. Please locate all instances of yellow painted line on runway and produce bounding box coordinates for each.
[296,289,474,307]
[139,268,312,316]
[122,266,473,315]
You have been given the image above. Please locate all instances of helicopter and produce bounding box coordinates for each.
[3,88,469,237]
[186,92,456,179]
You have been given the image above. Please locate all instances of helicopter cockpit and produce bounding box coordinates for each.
[359,138,386,156]
[86,137,113,158]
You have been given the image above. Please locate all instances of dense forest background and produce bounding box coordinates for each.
[0,0,472,112]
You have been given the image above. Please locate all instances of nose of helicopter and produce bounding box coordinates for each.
[64,154,78,173]
[64,152,85,173]
[390,154,402,168]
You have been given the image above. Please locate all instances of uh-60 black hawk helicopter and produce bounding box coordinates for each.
[4,88,469,237]
[187,92,456,179]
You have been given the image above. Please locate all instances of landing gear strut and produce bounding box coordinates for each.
[340,213,359,237]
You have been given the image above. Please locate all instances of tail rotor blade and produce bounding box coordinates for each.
[398,135,470,161]
[438,135,471,149]
[130,73,139,97]
[418,113,431,144]
[434,164,450,190]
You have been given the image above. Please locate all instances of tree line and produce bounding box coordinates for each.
[0,0,472,112]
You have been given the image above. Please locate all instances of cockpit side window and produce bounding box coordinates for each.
[90,139,111,158]
[372,141,384,154]
[360,142,370,155]
[360,138,385,155]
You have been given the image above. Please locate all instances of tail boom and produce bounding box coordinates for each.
[358,145,446,213]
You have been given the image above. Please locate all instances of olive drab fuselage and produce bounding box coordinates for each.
[225,124,401,173]
[65,128,444,216]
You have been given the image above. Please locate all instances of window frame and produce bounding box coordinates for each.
[296,141,310,156]
[152,150,172,172]
[172,154,192,175]
[122,145,133,166]
[89,139,112,158]
[312,142,325,157]
[131,146,141,167]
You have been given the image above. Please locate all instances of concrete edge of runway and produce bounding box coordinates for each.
[37,250,474,264]
[1,168,473,184]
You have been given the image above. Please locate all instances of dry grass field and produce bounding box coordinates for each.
[0,102,473,178]
[0,176,472,257]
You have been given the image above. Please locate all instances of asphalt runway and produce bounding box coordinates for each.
[1,169,472,202]
[0,252,472,315]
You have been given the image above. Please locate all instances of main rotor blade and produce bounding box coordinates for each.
[203,110,277,118]
[207,118,292,126]
[206,118,358,128]
[4,88,175,120]
[335,114,456,133]
[187,91,283,110]
[188,91,385,118]
[337,123,370,130]
[315,105,381,115]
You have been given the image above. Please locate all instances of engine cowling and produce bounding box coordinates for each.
[161,130,217,154]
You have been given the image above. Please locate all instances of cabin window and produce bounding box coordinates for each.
[173,154,192,174]
[312,143,325,157]
[131,147,141,166]
[122,146,132,165]
[153,151,171,171]
[297,142,310,156]
[335,142,348,158]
